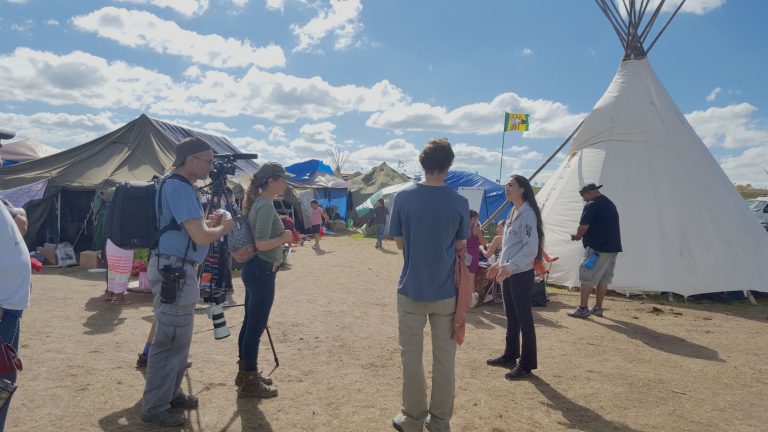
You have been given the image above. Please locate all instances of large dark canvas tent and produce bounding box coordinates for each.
[0,114,258,250]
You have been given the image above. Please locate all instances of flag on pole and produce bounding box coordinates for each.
[504,113,529,131]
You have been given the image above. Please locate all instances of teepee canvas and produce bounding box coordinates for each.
[537,0,768,296]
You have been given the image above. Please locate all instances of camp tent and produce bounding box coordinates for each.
[536,0,768,296]
[350,162,410,208]
[0,139,58,166]
[0,114,259,250]
[444,171,510,223]
[285,159,356,227]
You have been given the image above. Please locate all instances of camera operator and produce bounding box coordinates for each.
[141,137,235,428]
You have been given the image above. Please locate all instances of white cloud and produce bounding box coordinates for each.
[366,92,586,138]
[686,103,768,149]
[251,124,268,132]
[618,0,725,16]
[6,0,30,3]
[298,122,336,145]
[44,19,60,26]
[114,0,210,17]
[266,0,284,12]
[150,68,407,123]
[203,121,236,132]
[231,136,297,163]
[268,126,288,141]
[11,19,33,32]
[73,7,286,69]
[452,142,530,175]
[706,86,722,102]
[0,111,122,149]
[349,138,421,173]
[291,0,364,52]
[183,66,202,79]
[720,147,768,186]
[522,48,533,56]
[0,47,176,109]
[0,48,407,124]
[232,0,250,7]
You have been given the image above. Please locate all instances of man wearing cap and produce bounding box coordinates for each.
[142,137,236,427]
[567,183,622,319]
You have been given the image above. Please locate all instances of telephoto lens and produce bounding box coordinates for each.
[207,303,230,339]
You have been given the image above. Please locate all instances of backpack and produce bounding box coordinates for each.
[228,208,257,263]
[104,174,191,250]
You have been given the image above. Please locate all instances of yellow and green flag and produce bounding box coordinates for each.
[504,113,529,131]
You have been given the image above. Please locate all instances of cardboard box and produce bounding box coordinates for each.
[36,246,58,266]
[78,250,103,269]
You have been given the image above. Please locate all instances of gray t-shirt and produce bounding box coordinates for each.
[389,183,469,302]
[248,196,285,265]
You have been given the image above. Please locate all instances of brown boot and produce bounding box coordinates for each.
[235,361,273,386]
[238,371,278,399]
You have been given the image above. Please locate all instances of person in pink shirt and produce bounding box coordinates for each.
[309,200,329,250]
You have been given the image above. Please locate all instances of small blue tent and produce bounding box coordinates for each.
[444,171,510,223]
[286,159,353,222]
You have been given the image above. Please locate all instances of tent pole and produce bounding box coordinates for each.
[480,119,585,230]
[56,191,62,243]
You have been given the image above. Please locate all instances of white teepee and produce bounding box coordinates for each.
[537,0,768,296]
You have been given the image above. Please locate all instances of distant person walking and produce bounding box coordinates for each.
[309,200,329,250]
[486,175,544,380]
[374,198,389,249]
[567,183,622,319]
[389,138,469,432]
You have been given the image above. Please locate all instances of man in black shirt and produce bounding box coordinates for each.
[567,184,622,318]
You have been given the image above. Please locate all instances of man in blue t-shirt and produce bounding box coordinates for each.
[567,183,622,319]
[389,138,469,432]
[141,137,235,428]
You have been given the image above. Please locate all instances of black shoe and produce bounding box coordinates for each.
[486,355,517,368]
[505,365,532,380]
[170,393,199,410]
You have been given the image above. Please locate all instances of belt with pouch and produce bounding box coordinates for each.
[155,253,199,268]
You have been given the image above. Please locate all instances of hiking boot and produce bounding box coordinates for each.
[505,365,533,380]
[170,393,198,410]
[141,410,186,427]
[486,355,517,368]
[238,371,278,399]
[235,361,273,386]
[590,306,604,317]
[567,307,591,319]
[136,353,148,369]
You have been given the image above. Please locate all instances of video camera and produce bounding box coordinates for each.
[210,153,258,182]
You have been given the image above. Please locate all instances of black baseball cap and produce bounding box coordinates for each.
[579,183,603,194]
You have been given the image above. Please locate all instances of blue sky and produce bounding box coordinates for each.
[1,0,767,185]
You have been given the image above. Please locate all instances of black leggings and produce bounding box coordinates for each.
[502,269,537,370]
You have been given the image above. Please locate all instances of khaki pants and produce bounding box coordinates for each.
[397,294,457,432]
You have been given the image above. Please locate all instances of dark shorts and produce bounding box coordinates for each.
[310,224,322,234]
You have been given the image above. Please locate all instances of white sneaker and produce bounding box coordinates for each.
[470,292,479,308]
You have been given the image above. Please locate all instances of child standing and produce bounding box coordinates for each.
[309,200,329,249]
[373,198,389,249]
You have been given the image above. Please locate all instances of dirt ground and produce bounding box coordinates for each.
[8,235,768,431]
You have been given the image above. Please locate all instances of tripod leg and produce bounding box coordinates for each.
[265,325,279,367]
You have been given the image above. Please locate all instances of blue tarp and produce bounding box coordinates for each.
[444,171,509,223]
[285,159,335,183]
[313,188,349,220]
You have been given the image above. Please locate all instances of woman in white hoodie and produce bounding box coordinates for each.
[485,174,544,380]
